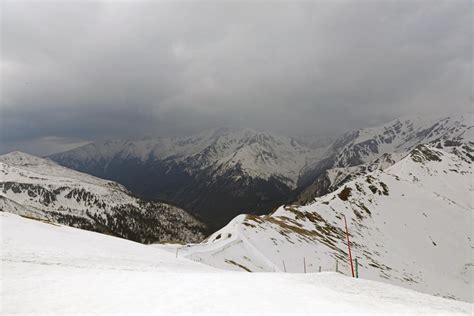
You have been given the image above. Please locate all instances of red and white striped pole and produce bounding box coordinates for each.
[342,214,355,277]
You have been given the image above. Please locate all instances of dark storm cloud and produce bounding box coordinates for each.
[1,1,472,155]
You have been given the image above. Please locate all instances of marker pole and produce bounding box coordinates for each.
[342,214,355,277]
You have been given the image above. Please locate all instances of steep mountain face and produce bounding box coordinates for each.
[50,128,324,228]
[180,144,473,302]
[295,114,473,203]
[294,153,404,205]
[0,152,205,243]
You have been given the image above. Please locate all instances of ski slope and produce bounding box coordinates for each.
[1,212,471,314]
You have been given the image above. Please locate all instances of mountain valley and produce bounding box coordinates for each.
[0,152,205,243]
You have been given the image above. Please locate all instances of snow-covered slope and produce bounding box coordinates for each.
[179,145,473,302]
[50,128,325,228]
[295,152,406,204]
[0,151,205,243]
[2,212,471,314]
[296,113,473,203]
[331,114,472,167]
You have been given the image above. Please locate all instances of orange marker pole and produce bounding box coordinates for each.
[342,214,355,277]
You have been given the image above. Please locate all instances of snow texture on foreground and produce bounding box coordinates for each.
[1,212,471,315]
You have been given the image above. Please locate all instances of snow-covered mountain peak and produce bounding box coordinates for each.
[178,127,317,186]
[337,113,471,154]
[0,151,57,167]
[0,150,123,190]
[300,113,473,188]
[51,127,320,186]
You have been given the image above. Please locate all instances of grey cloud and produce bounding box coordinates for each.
[1,1,472,155]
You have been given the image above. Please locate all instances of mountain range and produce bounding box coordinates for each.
[295,113,473,203]
[49,128,327,228]
[49,114,472,229]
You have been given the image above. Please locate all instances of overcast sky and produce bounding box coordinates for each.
[1,0,472,155]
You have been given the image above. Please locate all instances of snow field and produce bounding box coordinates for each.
[1,212,471,314]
